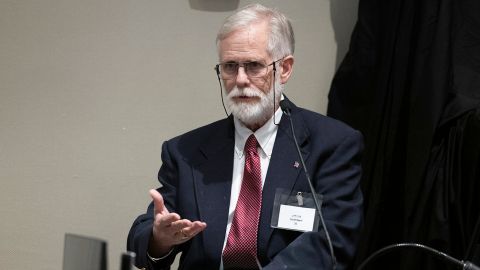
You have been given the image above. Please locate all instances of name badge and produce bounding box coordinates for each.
[271,188,321,232]
[277,204,316,232]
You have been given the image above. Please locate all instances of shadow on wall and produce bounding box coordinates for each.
[189,0,239,12]
[330,0,360,70]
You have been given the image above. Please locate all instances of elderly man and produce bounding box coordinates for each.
[127,4,363,270]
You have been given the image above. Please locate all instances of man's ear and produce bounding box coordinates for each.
[279,55,294,84]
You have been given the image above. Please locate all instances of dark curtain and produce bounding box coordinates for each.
[327,0,480,269]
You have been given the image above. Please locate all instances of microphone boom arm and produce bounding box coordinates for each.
[281,100,337,270]
[356,243,480,270]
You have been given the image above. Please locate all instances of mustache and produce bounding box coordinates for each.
[227,87,264,98]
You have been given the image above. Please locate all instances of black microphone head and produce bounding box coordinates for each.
[279,100,291,115]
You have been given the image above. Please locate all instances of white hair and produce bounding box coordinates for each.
[216,3,295,60]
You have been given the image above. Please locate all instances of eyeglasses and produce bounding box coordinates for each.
[214,59,282,80]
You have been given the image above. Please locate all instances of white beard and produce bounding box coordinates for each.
[226,80,283,127]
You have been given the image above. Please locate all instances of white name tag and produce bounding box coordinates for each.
[277,204,316,232]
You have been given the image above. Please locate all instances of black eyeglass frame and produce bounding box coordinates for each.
[214,59,283,80]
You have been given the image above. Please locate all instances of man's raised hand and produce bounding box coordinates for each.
[148,189,207,257]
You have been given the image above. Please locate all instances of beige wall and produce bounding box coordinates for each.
[0,1,358,269]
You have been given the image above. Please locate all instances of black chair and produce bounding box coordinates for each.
[62,233,107,270]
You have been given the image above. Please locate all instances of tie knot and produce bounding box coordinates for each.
[244,134,258,153]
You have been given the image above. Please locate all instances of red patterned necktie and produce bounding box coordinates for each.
[223,134,262,270]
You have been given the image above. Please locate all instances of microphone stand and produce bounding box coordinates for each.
[280,100,337,270]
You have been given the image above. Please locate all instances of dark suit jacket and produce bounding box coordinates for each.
[127,99,364,270]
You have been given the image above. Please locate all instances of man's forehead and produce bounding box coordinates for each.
[219,49,269,63]
[218,22,270,61]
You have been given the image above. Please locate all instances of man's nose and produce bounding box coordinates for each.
[235,66,250,87]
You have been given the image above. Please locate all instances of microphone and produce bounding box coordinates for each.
[120,251,136,270]
[356,243,480,270]
[279,100,337,270]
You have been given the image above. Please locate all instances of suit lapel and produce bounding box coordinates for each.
[191,117,234,263]
[258,100,311,255]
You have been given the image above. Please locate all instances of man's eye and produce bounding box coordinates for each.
[247,62,264,70]
[223,63,238,71]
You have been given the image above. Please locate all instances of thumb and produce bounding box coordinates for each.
[149,189,169,215]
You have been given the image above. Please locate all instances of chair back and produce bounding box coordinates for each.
[62,233,107,270]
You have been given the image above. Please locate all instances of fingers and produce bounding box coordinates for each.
[179,221,207,239]
[154,217,207,244]
[150,189,169,215]
[167,219,192,233]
